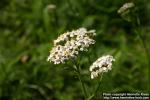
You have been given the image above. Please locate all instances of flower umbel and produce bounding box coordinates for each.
[89,55,115,79]
[118,2,135,14]
[47,28,96,64]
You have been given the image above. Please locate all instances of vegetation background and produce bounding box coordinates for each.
[0,0,149,100]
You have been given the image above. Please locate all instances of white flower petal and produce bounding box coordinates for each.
[89,55,115,79]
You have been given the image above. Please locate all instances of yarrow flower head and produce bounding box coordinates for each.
[89,55,115,79]
[47,28,96,64]
[118,2,135,14]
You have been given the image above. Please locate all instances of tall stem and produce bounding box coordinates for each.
[94,73,103,95]
[87,73,103,100]
[135,29,150,66]
[133,14,150,91]
[134,16,150,66]
[74,64,88,99]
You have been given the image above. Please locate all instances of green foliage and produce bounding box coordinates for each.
[0,0,150,99]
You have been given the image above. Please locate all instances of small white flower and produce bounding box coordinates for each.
[46,4,56,12]
[89,55,115,79]
[54,33,69,46]
[47,28,96,64]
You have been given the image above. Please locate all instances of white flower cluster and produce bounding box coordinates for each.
[89,55,115,79]
[47,28,96,64]
[118,2,135,14]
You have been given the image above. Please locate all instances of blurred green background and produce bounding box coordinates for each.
[0,0,150,100]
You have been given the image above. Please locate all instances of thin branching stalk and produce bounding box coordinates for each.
[74,63,88,99]
[93,73,103,96]
[132,12,150,90]
[134,14,150,66]
[88,73,103,100]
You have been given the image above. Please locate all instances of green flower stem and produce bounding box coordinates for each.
[74,64,88,100]
[134,16,150,66]
[134,29,150,66]
[133,16,150,91]
[87,73,103,100]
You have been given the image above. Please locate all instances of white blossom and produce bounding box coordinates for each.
[118,2,135,14]
[47,4,56,11]
[53,28,95,45]
[89,55,115,79]
[47,28,96,64]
